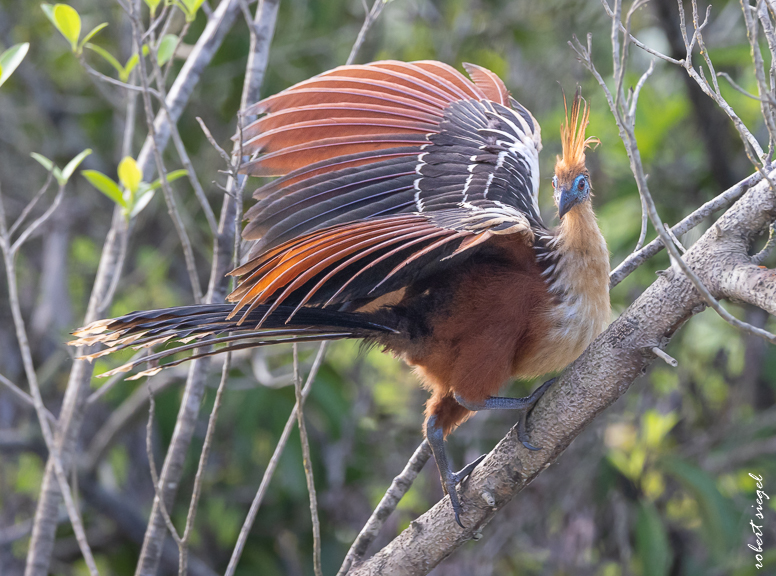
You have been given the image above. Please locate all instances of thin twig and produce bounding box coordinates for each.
[294,344,323,576]
[589,0,776,346]
[337,441,432,576]
[0,371,57,424]
[196,117,234,166]
[145,386,184,546]
[147,31,219,236]
[225,342,328,576]
[663,222,686,253]
[131,4,204,303]
[599,0,683,64]
[82,373,178,474]
[0,183,101,576]
[9,170,55,238]
[135,2,273,573]
[179,354,232,576]
[10,183,67,255]
[609,167,770,287]
[26,3,243,574]
[347,0,387,66]
[651,346,678,367]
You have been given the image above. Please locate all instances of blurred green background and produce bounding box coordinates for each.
[0,0,775,574]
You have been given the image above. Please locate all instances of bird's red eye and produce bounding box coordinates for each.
[577,178,586,191]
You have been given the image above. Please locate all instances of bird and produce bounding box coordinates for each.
[70,60,611,527]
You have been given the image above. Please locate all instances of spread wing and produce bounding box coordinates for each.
[231,60,545,324]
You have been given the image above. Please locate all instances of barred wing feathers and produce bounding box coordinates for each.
[231,61,545,324]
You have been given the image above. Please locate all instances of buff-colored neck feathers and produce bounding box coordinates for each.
[555,90,598,178]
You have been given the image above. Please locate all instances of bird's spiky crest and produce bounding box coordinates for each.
[555,89,598,178]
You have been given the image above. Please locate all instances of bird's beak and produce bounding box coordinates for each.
[558,188,577,219]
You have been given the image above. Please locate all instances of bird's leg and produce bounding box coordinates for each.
[425,415,486,528]
[455,377,555,451]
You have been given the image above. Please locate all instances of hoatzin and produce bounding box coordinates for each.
[71,61,610,526]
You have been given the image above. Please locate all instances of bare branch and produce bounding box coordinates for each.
[610,167,768,287]
[135,2,277,573]
[24,5,243,574]
[145,387,184,546]
[347,0,388,66]
[9,170,55,238]
[226,342,328,576]
[0,181,101,576]
[132,5,204,303]
[338,441,432,576]
[651,346,678,366]
[294,344,323,576]
[0,371,57,424]
[11,182,67,255]
[179,354,232,576]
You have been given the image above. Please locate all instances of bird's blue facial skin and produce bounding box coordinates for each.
[557,174,590,219]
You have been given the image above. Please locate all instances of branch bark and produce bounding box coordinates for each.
[347,163,776,576]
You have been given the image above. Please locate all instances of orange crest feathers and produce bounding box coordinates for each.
[556,89,599,176]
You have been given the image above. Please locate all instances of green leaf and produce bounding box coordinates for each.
[30,153,64,185]
[41,4,57,27]
[129,187,155,218]
[144,0,162,17]
[182,0,206,14]
[0,43,30,88]
[118,157,142,194]
[174,0,205,22]
[157,34,177,66]
[147,169,187,191]
[661,457,739,560]
[636,500,670,576]
[122,45,150,82]
[84,43,124,77]
[122,53,139,82]
[53,4,81,52]
[79,22,108,51]
[61,148,92,182]
[82,170,125,207]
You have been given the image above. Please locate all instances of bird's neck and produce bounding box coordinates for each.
[547,200,611,345]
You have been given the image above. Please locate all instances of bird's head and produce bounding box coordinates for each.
[553,89,599,219]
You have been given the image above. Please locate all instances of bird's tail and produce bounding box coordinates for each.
[69,304,395,380]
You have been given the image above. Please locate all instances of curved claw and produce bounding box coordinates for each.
[516,377,556,450]
[517,416,542,450]
[444,454,487,529]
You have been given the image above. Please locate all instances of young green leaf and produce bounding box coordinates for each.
[144,0,162,17]
[41,4,57,27]
[147,169,187,191]
[118,157,142,194]
[82,170,125,207]
[156,34,177,67]
[181,0,206,16]
[53,4,81,52]
[61,148,92,181]
[0,43,30,88]
[84,43,124,78]
[129,187,156,218]
[122,45,149,82]
[636,500,670,576]
[30,153,64,185]
[79,22,108,51]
